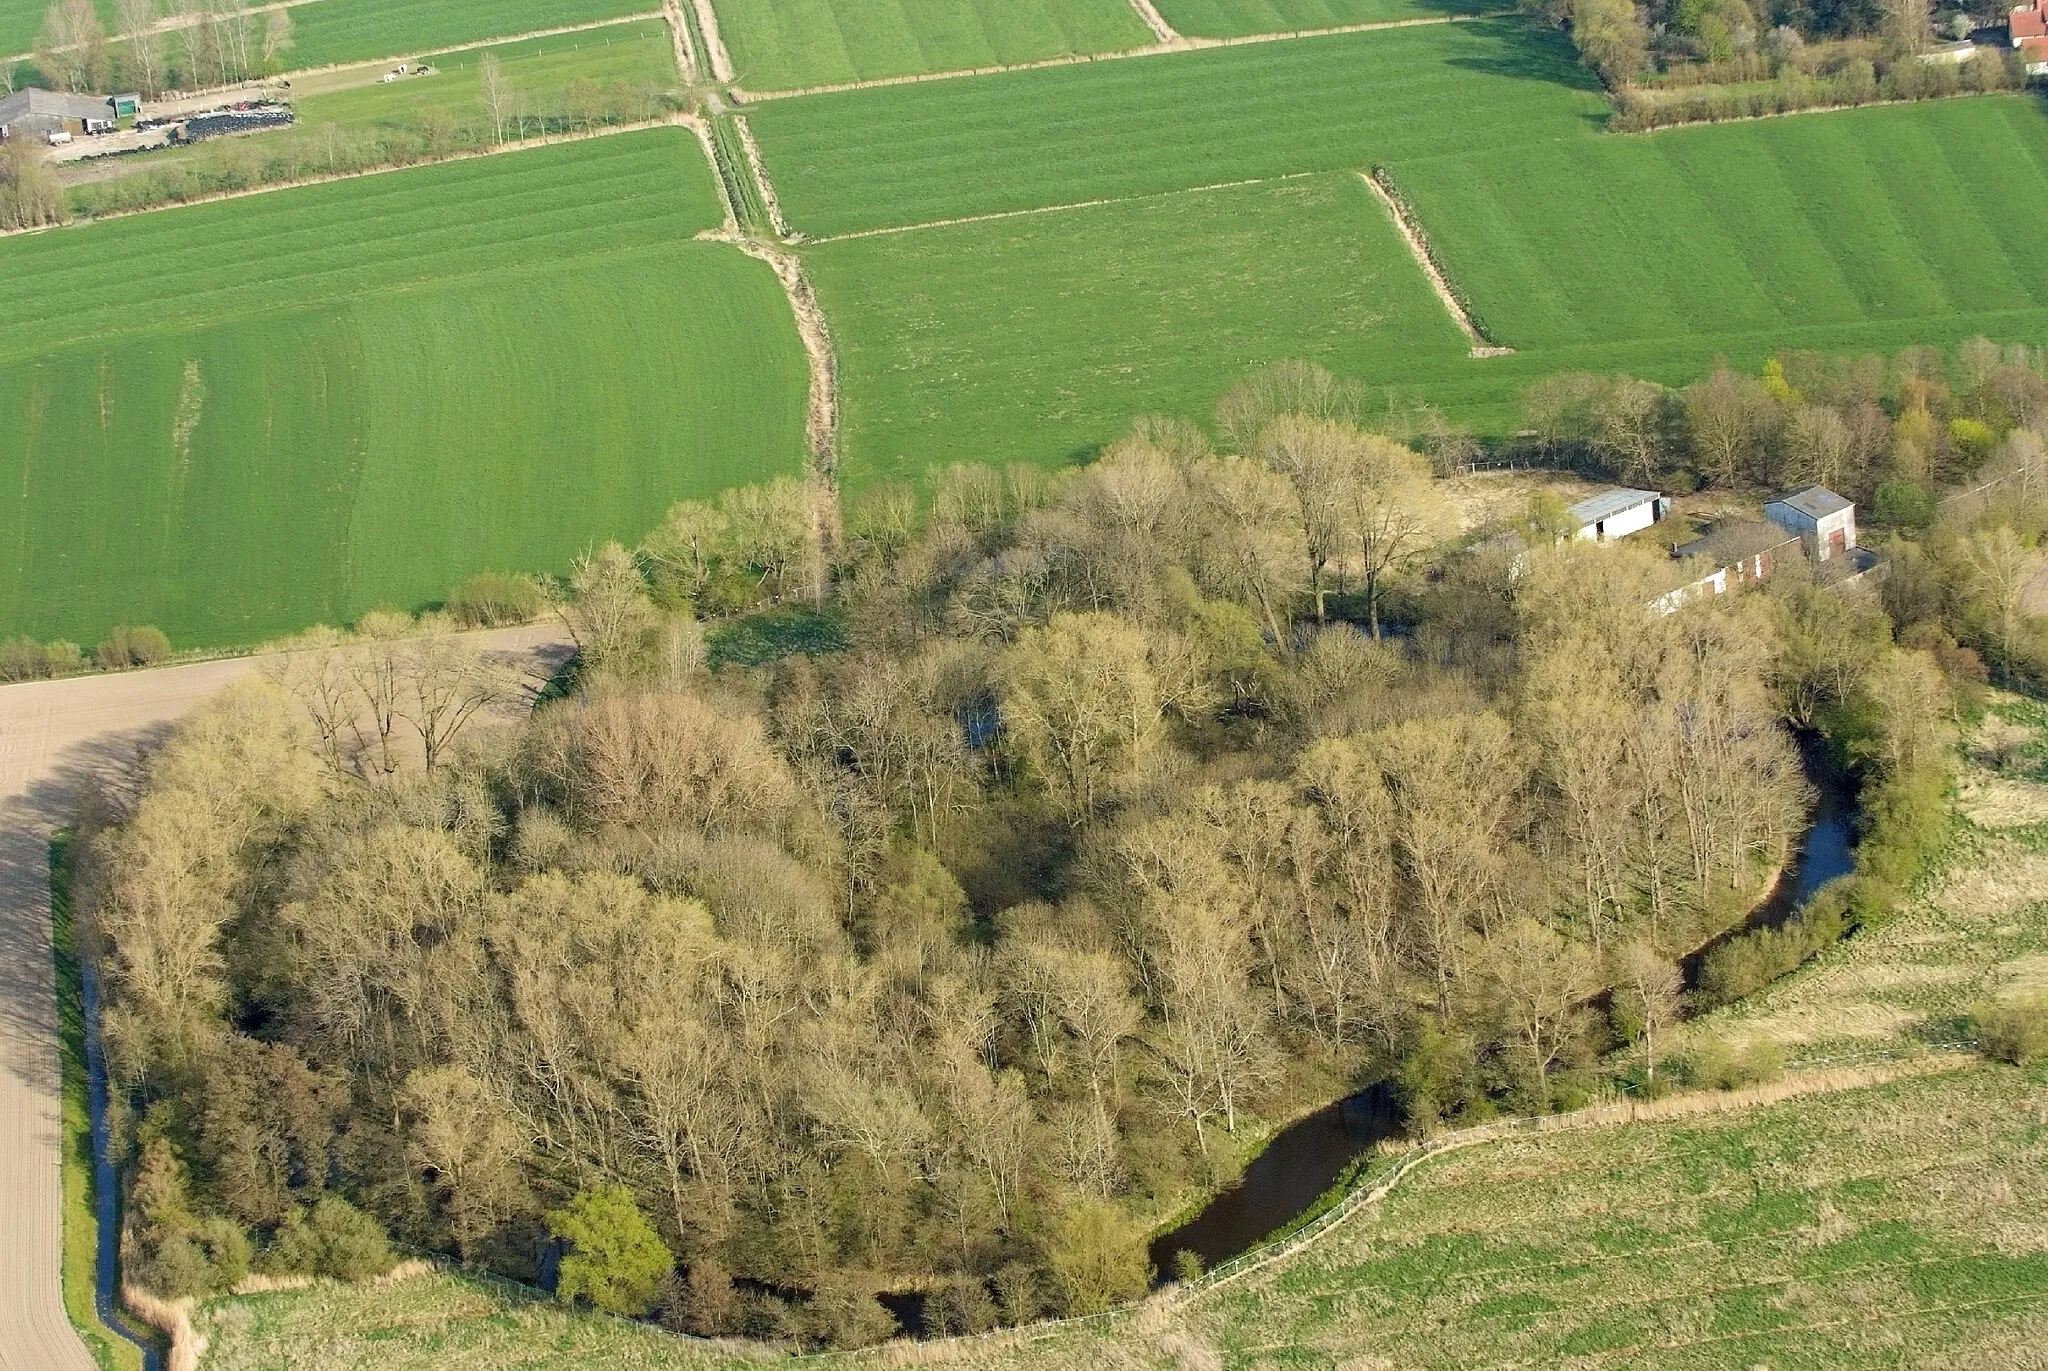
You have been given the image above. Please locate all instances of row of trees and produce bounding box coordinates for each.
[1535,0,2006,110]
[34,0,293,99]
[82,356,2035,1346]
[65,74,682,220]
[1522,340,2048,507]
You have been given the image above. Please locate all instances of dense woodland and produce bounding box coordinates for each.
[1538,0,2031,126]
[79,355,2040,1346]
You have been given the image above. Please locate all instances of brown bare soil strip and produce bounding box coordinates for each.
[1127,0,1186,45]
[739,240,840,479]
[732,113,793,239]
[661,0,700,84]
[807,171,1310,244]
[690,0,737,82]
[733,12,1503,102]
[0,116,685,240]
[1361,169,1508,358]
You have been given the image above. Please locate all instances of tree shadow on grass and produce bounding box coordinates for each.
[706,606,849,670]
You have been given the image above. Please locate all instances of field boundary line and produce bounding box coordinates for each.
[732,114,793,239]
[689,0,737,81]
[1615,87,2025,134]
[3,116,686,239]
[1127,0,1186,45]
[661,0,699,84]
[6,0,327,65]
[731,11,1507,103]
[1361,168,1510,358]
[7,7,666,76]
[803,171,1315,244]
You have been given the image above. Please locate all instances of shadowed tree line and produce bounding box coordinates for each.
[74,359,2040,1348]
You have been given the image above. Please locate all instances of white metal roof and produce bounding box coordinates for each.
[1768,486,1853,520]
[1567,487,1660,527]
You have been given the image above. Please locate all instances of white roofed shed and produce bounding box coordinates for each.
[1765,486,1856,561]
[1567,487,1668,543]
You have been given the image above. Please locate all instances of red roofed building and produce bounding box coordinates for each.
[2013,2,2048,70]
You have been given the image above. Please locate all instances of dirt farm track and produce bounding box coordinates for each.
[0,626,572,1371]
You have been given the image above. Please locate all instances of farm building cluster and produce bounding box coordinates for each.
[0,85,292,159]
[0,89,138,145]
[1548,480,1868,615]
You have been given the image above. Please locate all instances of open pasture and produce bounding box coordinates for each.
[708,0,1155,92]
[810,172,1474,484]
[748,16,1601,238]
[1153,0,1494,36]
[0,130,809,650]
[1394,94,2048,357]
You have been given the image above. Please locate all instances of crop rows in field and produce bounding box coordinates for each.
[810,173,1474,482]
[1394,96,2048,354]
[0,130,810,649]
[708,0,1156,92]
[1153,0,1494,36]
[276,0,660,72]
[748,18,1601,238]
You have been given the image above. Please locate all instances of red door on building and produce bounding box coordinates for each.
[1827,528,1846,558]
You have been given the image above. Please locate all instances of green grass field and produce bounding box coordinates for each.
[811,172,1473,482]
[709,0,1155,92]
[1396,95,2048,353]
[292,19,681,132]
[275,0,660,71]
[4,0,656,77]
[0,129,809,650]
[1153,0,1494,35]
[748,18,1602,238]
[186,1062,2048,1370]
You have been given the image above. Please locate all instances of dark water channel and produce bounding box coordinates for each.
[1146,1083,1401,1282]
[1142,736,1861,1286]
[1680,732,1859,989]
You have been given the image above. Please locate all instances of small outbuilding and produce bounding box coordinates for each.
[1765,486,1857,560]
[1568,487,1668,543]
[0,88,119,142]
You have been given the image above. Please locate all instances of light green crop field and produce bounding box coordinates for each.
[1152,0,1494,36]
[748,18,1603,238]
[708,0,1155,92]
[187,1062,2048,1370]
[276,0,659,71]
[0,129,809,650]
[811,173,1473,483]
[293,19,681,131]
[0,0,107,60]
[1395,95,2048,355]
